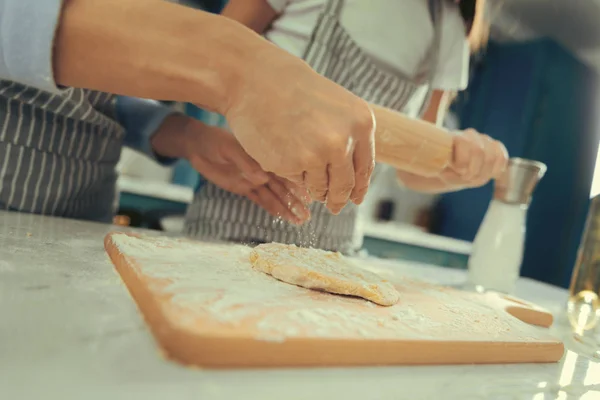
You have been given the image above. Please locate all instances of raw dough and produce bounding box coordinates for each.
[249,243,400,306]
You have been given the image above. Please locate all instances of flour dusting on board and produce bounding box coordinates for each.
[111,234,554,343]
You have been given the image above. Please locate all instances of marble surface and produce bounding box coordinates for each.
[0,211,599,400]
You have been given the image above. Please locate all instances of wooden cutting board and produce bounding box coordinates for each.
[104,232,564,368]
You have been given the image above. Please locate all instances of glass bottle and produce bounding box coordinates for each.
[467,158,547,294]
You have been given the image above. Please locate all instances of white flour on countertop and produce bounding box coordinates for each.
[110,233,556,343]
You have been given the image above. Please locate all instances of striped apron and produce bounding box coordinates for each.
[185,0,444,253]
[0,82,124,223]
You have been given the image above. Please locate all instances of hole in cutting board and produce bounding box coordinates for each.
[499,295,554,328]
[502,295,531,307]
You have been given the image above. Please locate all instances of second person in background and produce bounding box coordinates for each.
[185,0,508,253]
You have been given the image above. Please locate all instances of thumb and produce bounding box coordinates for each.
[450,133,472,177]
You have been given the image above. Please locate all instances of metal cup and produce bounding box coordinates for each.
[494,158,547,206]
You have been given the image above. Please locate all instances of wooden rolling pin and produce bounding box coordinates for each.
[371,104,453,177]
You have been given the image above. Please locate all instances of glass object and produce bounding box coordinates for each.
[567,194,600,358]
[467,158,547,294]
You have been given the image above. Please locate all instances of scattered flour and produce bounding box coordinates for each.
[110,233,556,343]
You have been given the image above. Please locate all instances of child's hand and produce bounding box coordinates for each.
[438,129,508,188]
[396,129,508,193]
[151,115,311,225]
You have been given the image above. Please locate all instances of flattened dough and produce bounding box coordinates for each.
[249,243,400,306]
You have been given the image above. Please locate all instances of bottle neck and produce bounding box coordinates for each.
[492,191,532,207]
[487,199,529,218]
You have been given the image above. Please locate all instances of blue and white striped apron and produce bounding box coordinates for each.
[185,0,444,253]
[0,82,124,222]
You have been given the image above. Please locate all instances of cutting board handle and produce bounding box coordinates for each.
[485,292,554,328]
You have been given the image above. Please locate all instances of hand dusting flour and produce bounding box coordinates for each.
[111,234,554,343]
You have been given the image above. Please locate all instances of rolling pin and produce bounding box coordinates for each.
[371,104,453,177]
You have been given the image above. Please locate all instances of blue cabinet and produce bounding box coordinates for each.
[433,39,600,288]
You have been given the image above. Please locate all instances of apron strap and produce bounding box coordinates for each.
[417,0,444,117]
[323,0,344,18]
[428,0,443,79]
[301,0,344,63]
[417,0,443,83]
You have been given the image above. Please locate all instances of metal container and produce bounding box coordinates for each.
[493,158,547,205]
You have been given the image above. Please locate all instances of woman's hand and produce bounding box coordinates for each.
[440,129,509,187]
[54,0,374,215]
[151,115,311,225]
[223,47,376,215]
[396,129,508,193]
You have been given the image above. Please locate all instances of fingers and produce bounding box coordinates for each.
[225,142,270,186]
[250,185,308,225]
[492,140,509,179]
[449,129,509,189]
[285,173,306,187]
[454,129,484,180]
[349,136,375,205]
[304,168,329,203]
[267,178,311,223]
[326,159,355,215]
[223,173,310,225]
[465,135,508,185]
[438,168,468,187]
[200,167,256,196]
[475,135,497,184]
[250,186,294,222]
[283,178,311,205]
[450,133,472,177]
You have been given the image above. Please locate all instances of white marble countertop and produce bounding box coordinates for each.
[1,211,598,400]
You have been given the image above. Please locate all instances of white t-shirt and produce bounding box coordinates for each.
[265,0,469,117]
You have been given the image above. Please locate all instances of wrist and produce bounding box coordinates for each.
[213,18,288,116]
[208,17,264,115]
[215,20,315,118]
[177,14,267,115]
[151,114,199,160]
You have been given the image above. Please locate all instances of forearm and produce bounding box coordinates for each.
[149,113,198,161]
[54,0,268,114]
[396,171,464,194]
